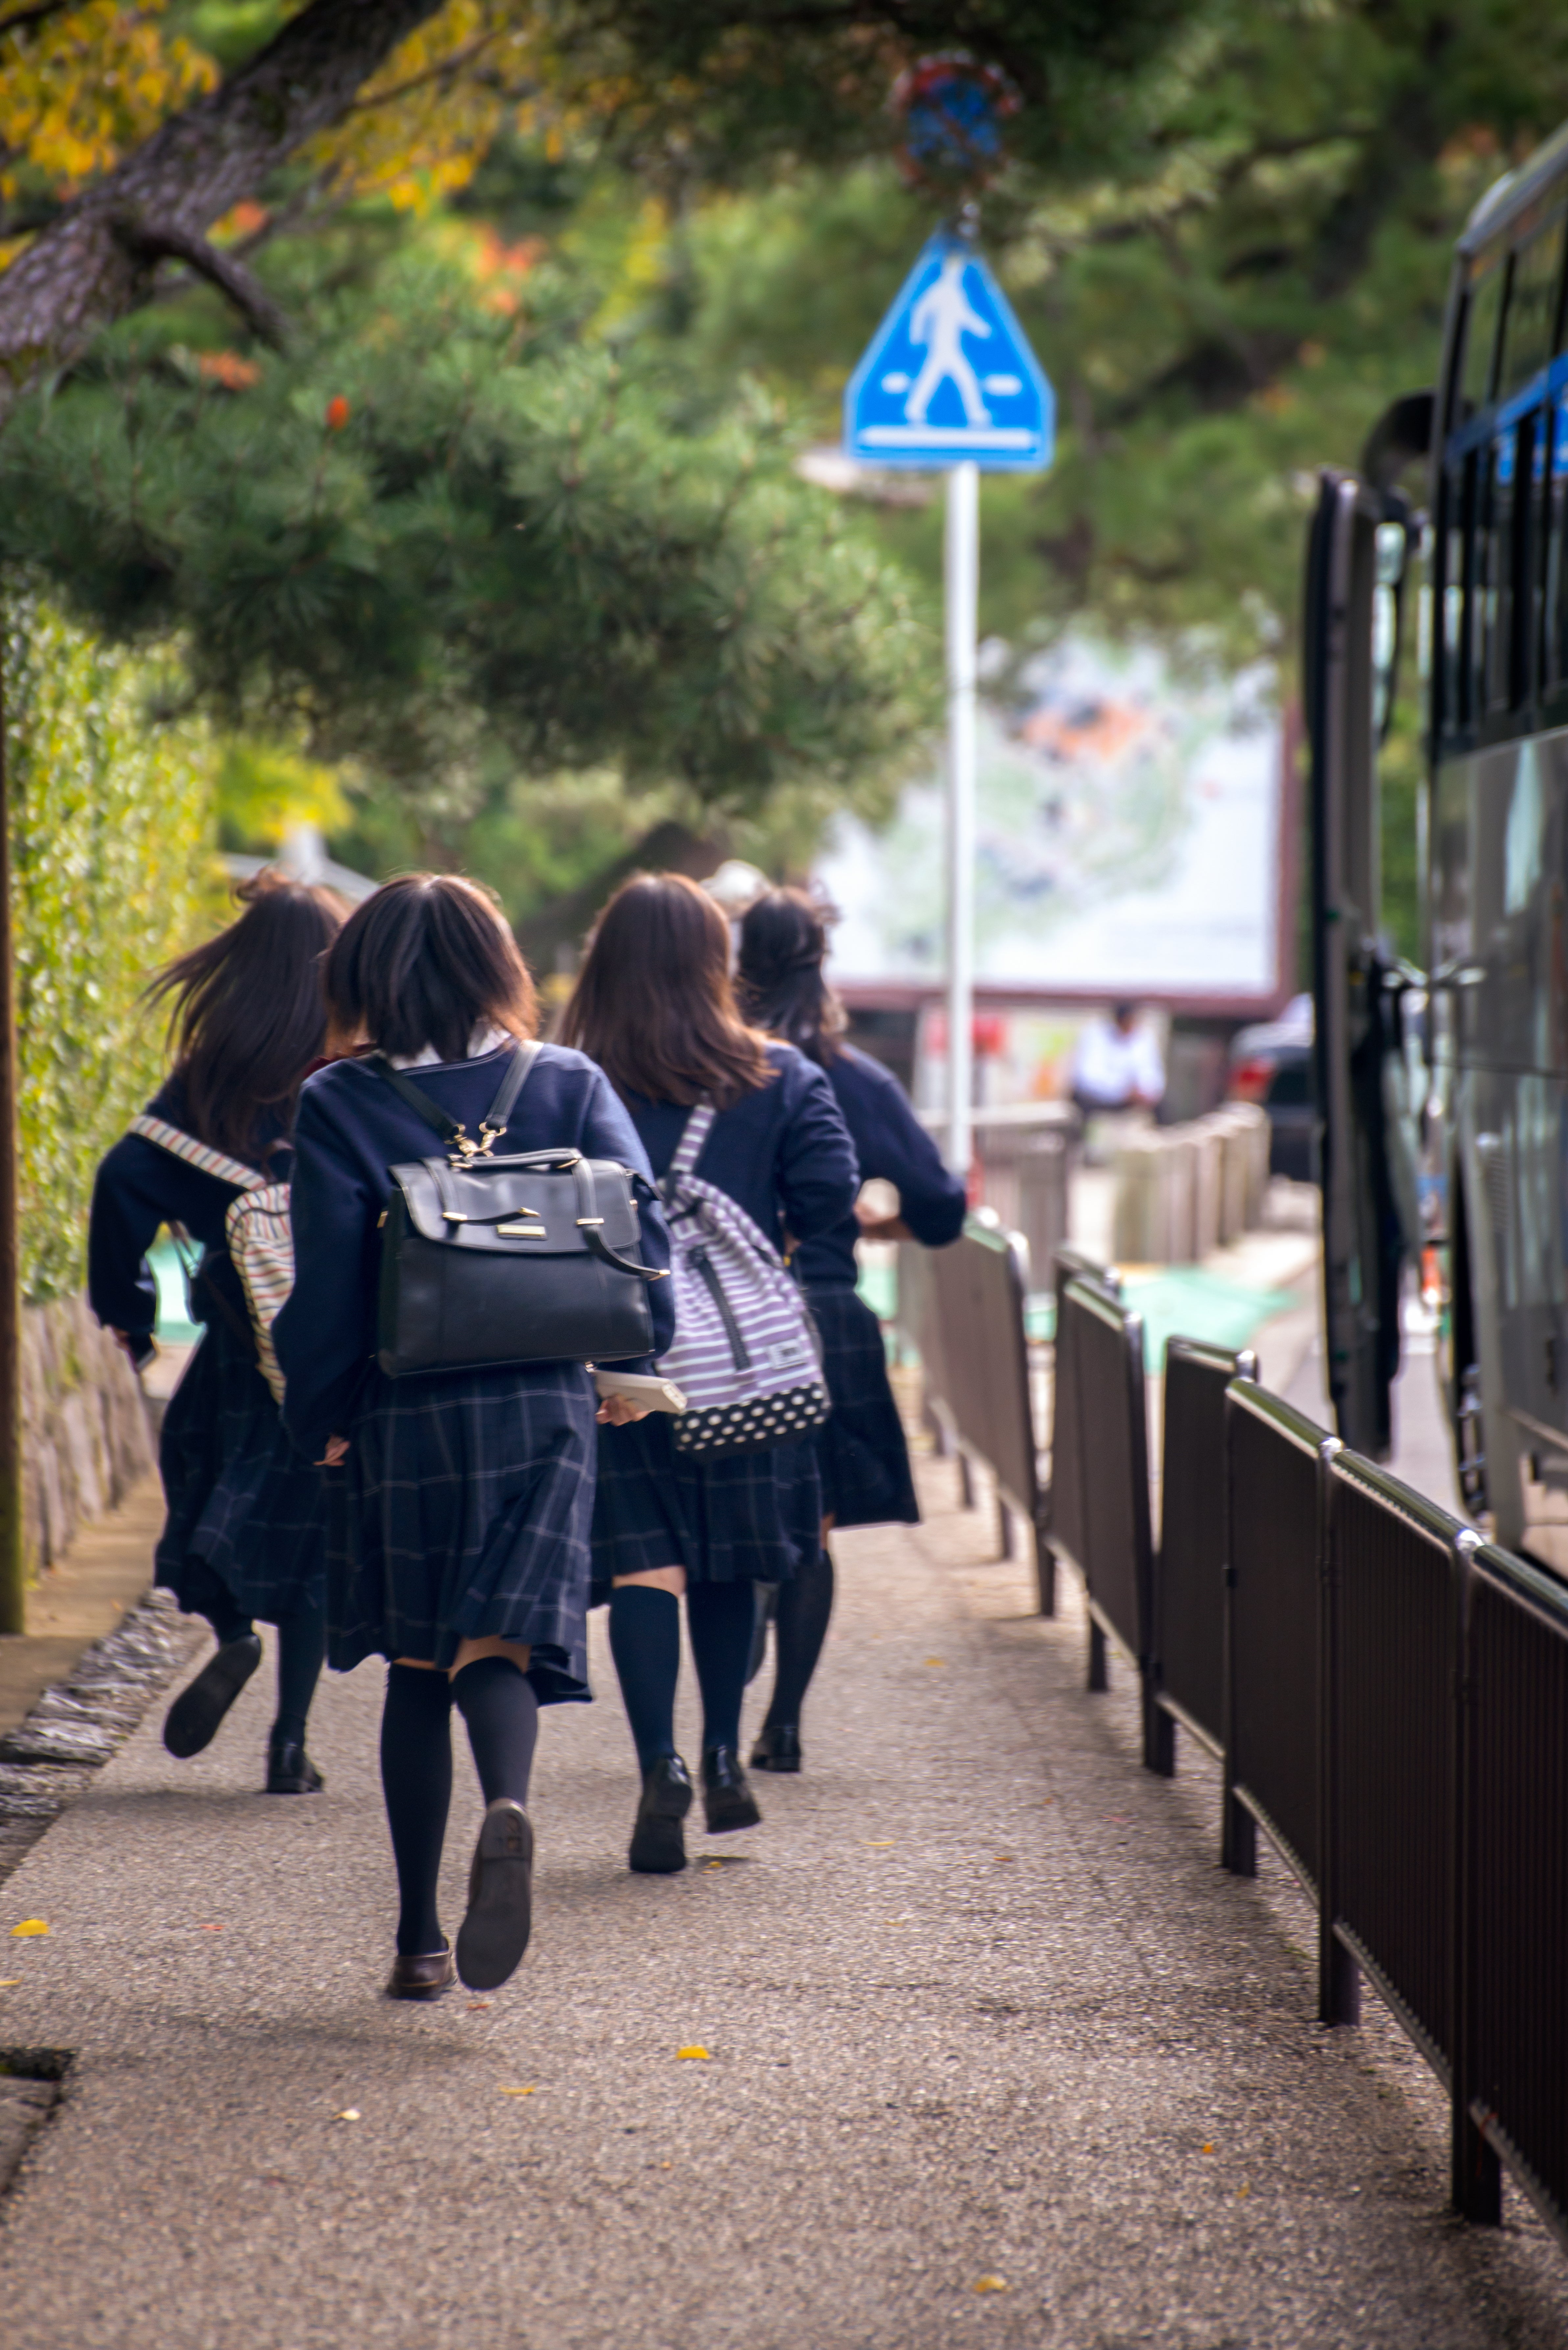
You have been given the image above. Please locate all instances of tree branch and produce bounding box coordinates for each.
[0,0,448,427]
[0,0,75,39]
[345,28,505,113]
[112,216,291,347]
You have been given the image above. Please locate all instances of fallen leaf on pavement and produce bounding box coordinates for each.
[676,2046,710,2061]
[498,2086,536,2097]
[197,1923,223,1932]
[865,1840,894,1848]
[974,2276,1007,2293]
[923,1658,945,1667]
[10,1920,46,1938]
[335,2109,361,2122]
[466,2001,491,2011]
[0,1980,19,1989]
[1201,2143,1214,2154]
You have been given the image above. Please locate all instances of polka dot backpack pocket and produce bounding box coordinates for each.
[657,1102,830,1459]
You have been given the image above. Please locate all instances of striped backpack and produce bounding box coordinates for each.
[656,1102,829,1459]
[129,1115,293,1404]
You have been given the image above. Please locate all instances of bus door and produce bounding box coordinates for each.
[1303,468,1420,1458]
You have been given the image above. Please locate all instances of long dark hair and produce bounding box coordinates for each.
[559,872,772,1109]
[736,887,846,1067]
[323,873,538,1063]
[145,873,347,1161]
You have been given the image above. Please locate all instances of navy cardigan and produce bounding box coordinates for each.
[89,1074,290,1348]
[618,1043,859,1255]
[795,1045,967,1288]
[276,1042,675,1461]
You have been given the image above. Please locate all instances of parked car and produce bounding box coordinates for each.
[1228,993,1314,1181]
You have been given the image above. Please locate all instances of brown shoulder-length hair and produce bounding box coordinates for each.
[145,872,347,1161]
[735,886,847,1068]
[322,873,537,1063]
[559,872,772,1109]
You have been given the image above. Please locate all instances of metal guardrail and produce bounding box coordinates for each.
[904,1221,1568,2250]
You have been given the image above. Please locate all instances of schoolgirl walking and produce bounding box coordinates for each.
[737,887,966,1770]
[88,875,346,1791]
[275,875,673,1998]
[560,873,859,1874]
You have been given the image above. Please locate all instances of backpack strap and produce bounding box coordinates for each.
[129,1114,266,1192]
[366,1040,541,1162]
[662,1100,717,1199]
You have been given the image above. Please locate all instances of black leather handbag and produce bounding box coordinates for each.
[370,1044,666,1378]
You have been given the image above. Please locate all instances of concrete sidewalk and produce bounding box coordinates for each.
[0,1456,1565,2347]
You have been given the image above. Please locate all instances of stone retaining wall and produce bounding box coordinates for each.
[21,1295,156,1574]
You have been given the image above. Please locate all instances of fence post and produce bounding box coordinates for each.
[1318,1446,1359,2025]
[1451,1531,1502,2222]
[1087,1619,1108,1692]
[1220,1389,1254,1872]
[1035,1519,1057,1617]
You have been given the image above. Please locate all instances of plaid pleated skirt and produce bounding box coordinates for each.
[805,1284,919,1529]
[591,1412,821,1590]
[156,1308,327,1622]
[327,1362,598,1701]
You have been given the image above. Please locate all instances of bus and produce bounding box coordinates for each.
[1306,119,1568,1567]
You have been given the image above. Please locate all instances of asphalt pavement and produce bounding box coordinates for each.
[0,1452,1565,2349]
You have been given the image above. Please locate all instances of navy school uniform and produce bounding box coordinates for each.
[796,1044,967,1528]
[592,1043,860,1587]
[275,1040,674,1699]
[88,1075,327,1623]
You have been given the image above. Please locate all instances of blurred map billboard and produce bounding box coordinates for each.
[817,636,1293,1013]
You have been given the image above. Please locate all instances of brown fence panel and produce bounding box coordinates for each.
[1153,1337,1256,1762]
[1461,1544,1568,2238]
[1224,1383,1336,1889]
[1325,1453,1467,2051]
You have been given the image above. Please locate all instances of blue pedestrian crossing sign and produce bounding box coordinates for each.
[844,233,1053,472]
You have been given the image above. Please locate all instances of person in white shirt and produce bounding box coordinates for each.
[1071,1003,1165,1114]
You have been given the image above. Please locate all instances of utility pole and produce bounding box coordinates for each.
[944,459,979,1176]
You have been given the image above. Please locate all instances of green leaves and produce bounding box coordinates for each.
[2,586,218,1303]
[0,248,936,828]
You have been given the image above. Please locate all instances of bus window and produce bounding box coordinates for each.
[1458,257,1508,423]
[1548,394,1568,693]
[1484,433,1514,711]
[1525,406,1549,703]
[1499,214,1567,396]
[1440,460,1467,735]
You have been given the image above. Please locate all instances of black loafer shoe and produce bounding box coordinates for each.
[702,1746,762,1834]
[162,1634,263,1759]
[386,1943,456,2000]
[455,1799,534,1991]
[750,1722,802,1774]
[266,1736,324,1795]
[629,1753,693,1875]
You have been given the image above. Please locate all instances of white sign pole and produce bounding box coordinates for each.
[944,457,979,1176]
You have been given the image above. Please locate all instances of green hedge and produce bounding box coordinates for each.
[2,585,219,1303]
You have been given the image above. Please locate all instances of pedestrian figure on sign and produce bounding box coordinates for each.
[906,249,991,427]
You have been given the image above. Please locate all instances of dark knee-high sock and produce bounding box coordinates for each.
[686,1580,758,1756]
[271,1602,326,1746]
[380,1665,453,1956]
[608,1586,681,1773]
[764,1549,835,1729]
[451,1656,539,1808]
[182,1558,253,1649]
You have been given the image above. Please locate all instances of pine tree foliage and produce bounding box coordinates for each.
[0,244,935,824]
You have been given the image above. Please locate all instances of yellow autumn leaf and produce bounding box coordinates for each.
[498,2086,536,2097]
[335,2109,361,2122]
[676,2045,710,2061]
[10,1919,47,1937]
[974,2275,1008,2293]
[923,1657,945,1667]
[865,1840,894,1848]
[0,1979,20,1988]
